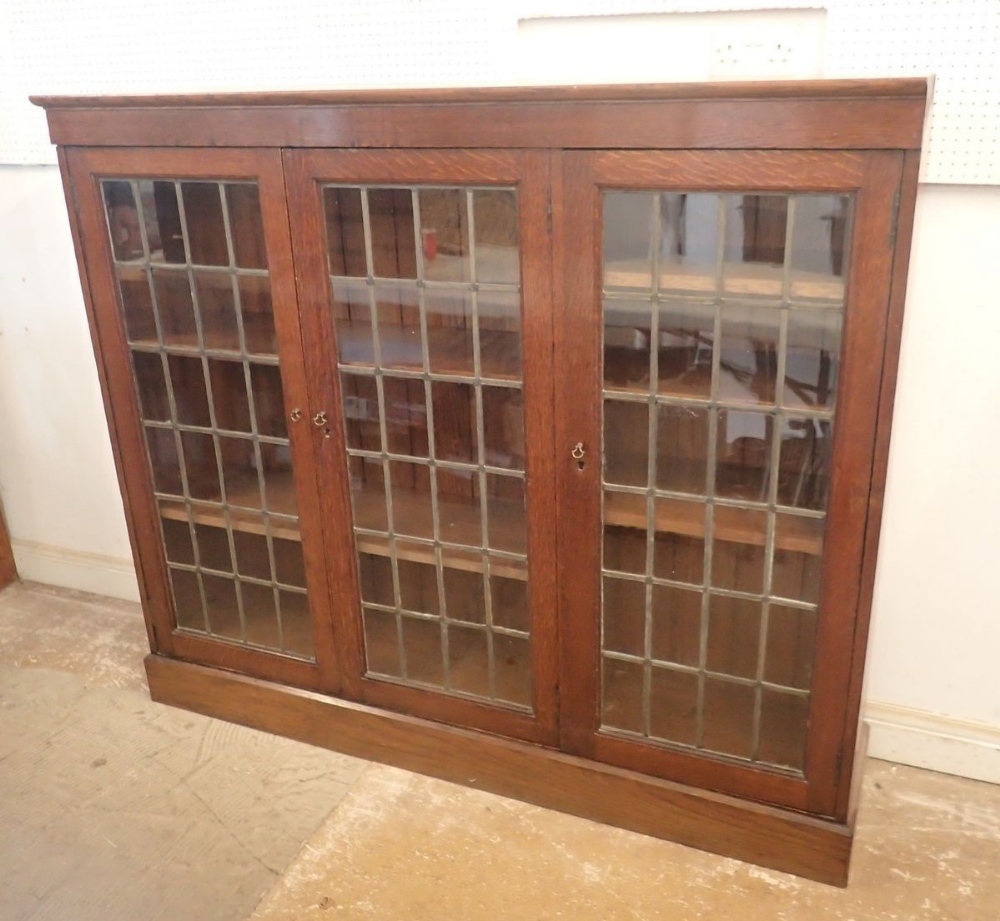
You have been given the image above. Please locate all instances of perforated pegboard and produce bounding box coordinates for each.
[518,1,823,12]
[3,1,998,184]
[825,0,999,184]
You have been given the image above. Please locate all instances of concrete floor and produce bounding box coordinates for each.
[0,581,367,921]
[1,581,998,920]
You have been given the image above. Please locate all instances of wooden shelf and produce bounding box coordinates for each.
[158,473,301,542]
[336,319,521,381]
[605,339,838,408]
[352,481,528,580]
[420,244,519,286]
[605,260,844,302]
[158,471,529,576]
[604,352,714,399]
[126,318,278,357]
[159,463,818,562]
[356,533,527,581]
[604,491,823,556]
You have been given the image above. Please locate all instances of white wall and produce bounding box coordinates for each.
[863,185,1000,779]
[0,166,139,599]
[1,1,999,783]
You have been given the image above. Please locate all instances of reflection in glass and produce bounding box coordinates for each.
[758,690,810,770]
[707,594,760,679]
[718,305,780,405]
[777,416,832,511]
[649,667,699,745]
[658,301,714,398]
[181,182,228,266]
[716,410,772,501]
[765,605,816,690]
[227,184,268,270]
[702,678,755,758]
[426,288,475,375]
[194,272,240,352]
[771,514,824,604]
[603,192,654,291]
[237,276,277,356]
[604,299,650,391]
[151,268,198,345]
[656,404,709,495]
[603,501,646,576]
[651,585,701,667]
[102,176,313,661]
[324,183,531,711]
[479,289,522,379]
[600,189,853,772]
[369,188,417,279]
[132,352,170,422]
[324,187,366,277]
[603,400,648,488]
[474,189,520,284]
[789,195,851,300]
[785,310,842,410]
[653,498,705,584]
[603,576,646,658]
[420,188,470,282]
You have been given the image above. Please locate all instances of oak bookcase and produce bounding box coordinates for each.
[35,79,925,884]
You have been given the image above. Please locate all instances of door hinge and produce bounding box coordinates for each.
[835,749,845,781]
[546,189,553,235]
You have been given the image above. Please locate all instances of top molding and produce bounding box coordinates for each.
[32,79,928,151]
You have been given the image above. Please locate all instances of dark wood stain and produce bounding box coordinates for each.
[147,653,855,887]
[46,80,926,883]
[0,505,16,590]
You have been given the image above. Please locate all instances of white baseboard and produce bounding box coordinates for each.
[865,701,1000,785]
[11,539,140,603]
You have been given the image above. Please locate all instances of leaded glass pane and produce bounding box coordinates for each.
[101,178,313,661]
[323,184,532,711]
[600,190,852,772]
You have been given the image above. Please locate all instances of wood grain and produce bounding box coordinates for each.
[256,152,344,694]
[32,77,929,108]
[37,97,925,151]
[64,148,179,656]
[49,82,925,875]
[556,147,905,816]
[0,505,16,590]
[554,152,603,758]
[804,151,905,818]
[283,147,560,744]
[282,150,369,700]
[837,149,922,821]
[592,150,867,190]
[63,147,330,689]
[146,653,855,887]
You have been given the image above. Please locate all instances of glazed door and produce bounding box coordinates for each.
[66,148,339,692]
[556,150,903,816]
[285,150,558,745]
